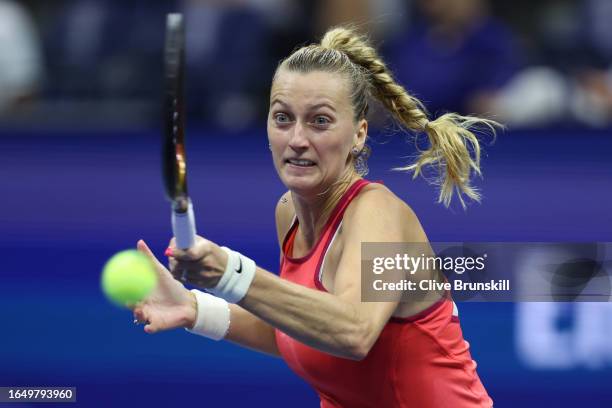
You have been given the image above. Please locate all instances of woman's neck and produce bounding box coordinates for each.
[291,173,360,248]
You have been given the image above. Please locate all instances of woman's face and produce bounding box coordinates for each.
[267,69,366,196]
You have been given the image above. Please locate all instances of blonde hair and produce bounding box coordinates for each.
[275,26,500,208]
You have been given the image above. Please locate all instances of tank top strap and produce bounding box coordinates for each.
[319,178,371,243]
[310,179,372,290]
[281,179,372,264]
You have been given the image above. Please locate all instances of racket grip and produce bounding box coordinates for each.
[172,200,197,249]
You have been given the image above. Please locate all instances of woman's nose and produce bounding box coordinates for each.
[288,120,309,150]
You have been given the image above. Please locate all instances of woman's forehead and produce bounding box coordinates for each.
[270,69,351,106]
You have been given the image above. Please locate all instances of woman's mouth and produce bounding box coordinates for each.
[286,158,316,167]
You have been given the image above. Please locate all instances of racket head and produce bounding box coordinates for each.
[163,13,189,213]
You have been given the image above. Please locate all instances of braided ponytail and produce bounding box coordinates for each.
[280,26,500,208]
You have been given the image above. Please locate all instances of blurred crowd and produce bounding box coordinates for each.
[1,0,612,129]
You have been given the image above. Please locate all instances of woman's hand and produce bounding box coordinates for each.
[166,235,228,290]
[132,240,197,334]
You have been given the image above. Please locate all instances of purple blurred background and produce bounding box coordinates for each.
[1,0,612,407]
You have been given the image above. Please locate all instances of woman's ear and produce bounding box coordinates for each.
[353,118,368,149]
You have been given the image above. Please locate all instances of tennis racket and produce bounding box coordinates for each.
[162,13,196,249]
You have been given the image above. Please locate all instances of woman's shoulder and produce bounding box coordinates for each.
[343,182,424,239]
[348,182,416,218]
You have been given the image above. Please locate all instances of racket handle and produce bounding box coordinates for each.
[172,200,197,249]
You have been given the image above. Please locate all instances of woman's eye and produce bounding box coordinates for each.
[313,116,331,126]
[274,113,290,123]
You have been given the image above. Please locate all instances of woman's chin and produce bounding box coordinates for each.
[282,173,321,194]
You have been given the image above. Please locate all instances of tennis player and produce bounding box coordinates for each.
[134,26,496,407]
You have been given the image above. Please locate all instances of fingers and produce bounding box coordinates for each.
[167,256,186,281]
[144,322,158,334]
[165,237,176,258]
[137,239,155,258]
[167,236,211,261]
[133,303,150,325]
[170,259,207,277]
[133,305,157,334]
[169,267,194,284]
[165,236,209,282]
[170,247,198,261]
[132,307,158,334]
[140,236,209,263]
[137,239,165,269]
[138,240,180,283]
[133,305,146,322]
[143,310,162,334]
[167,257,180,280]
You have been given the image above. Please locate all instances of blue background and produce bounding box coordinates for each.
[1,127,611,407]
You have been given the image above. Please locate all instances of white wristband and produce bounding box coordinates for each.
[209,247,256,304]
[186,289,230,340]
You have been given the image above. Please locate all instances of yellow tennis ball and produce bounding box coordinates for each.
[101,250,157,307]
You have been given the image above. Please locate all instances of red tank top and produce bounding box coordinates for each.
[275,179,493,408]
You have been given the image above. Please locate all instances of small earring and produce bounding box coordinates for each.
[352,144,371,177]
[268,143,272,150]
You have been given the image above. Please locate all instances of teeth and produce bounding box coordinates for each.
[288,159,314,166]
